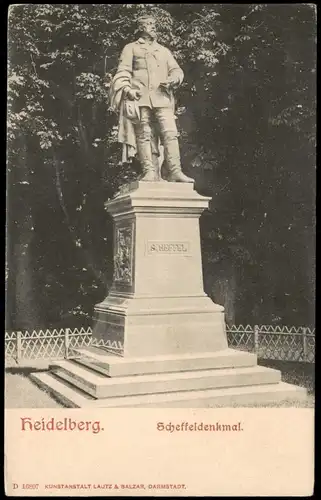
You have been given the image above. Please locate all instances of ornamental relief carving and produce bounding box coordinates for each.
[113,225,133,285]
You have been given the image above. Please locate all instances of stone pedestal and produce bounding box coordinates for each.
[92,181,227,357]
[30,181,307,407]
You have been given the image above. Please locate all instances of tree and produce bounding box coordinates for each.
[7,4,316,330]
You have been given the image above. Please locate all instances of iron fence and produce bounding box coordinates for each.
[5,324,315,365]
[226,324,315,363]
[4,327,123,364]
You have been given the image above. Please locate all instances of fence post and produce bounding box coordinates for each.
[16,331,22,364]
[302,327,307,362]
[64,328,70,359]
[254,325,259,354]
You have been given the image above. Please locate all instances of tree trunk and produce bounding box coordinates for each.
[7,136,41,330]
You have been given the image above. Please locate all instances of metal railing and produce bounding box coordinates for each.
[5,327,123,364]
[5,324,315,364]
[226,324,315,363]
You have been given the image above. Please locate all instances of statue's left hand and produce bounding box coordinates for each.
[166,78,180,89]
[160,80,177,95]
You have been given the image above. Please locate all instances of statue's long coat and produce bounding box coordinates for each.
[109,37,183,164]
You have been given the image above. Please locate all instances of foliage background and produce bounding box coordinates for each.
[7,4,316,330]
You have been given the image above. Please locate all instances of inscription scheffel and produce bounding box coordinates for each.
[147,241,190,255]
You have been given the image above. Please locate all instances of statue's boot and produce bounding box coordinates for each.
[153,154,167,182]
[141,169,158,182]
[164,138,194,183]
[137,142,159,182]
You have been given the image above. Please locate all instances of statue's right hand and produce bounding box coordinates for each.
[126,89,141,101]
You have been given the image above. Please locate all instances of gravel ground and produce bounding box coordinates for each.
[5,358,315,409]
[5,371,64,409]
[5,359,64,408]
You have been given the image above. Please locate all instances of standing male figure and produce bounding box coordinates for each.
[109,14,194,183]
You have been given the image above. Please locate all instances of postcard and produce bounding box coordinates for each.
[5,4,315,496]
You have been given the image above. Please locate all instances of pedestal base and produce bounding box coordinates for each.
[30,347,308,408]
[93,295,228,357]
[29,182,308,407]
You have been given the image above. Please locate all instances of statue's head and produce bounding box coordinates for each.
[136,14,157,40]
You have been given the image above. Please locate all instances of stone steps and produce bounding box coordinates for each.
[30,371,95,408]
[71,347,258,377]
[47,357,281,399]
[29,346,308,408]
[29,371,307,408]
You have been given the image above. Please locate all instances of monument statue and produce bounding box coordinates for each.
[29,11,308,410]
[109,14,194,183]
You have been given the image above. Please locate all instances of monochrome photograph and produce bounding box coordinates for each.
[6,4,315,410]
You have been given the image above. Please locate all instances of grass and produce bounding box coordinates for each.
[258,359,314,393]
[251,358,315,408]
